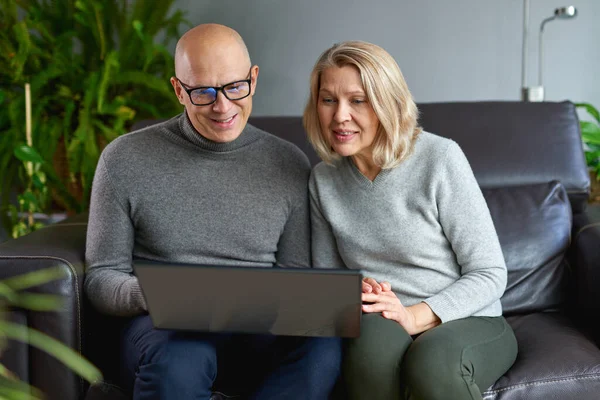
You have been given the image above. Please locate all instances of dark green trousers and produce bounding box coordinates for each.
[341,314,517,400]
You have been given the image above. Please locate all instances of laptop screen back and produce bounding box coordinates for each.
[133,261,362,338]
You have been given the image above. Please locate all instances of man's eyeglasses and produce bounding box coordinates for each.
[176,68,253,106]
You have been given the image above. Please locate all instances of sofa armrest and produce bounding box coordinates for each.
[0,214,88,400]
[569,212,600,344]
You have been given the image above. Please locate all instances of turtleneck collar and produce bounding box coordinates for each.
[175,111,262,152]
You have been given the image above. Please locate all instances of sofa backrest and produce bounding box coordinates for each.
[134,102,590,211]
[416,101,589,212]
[250,101,590,213]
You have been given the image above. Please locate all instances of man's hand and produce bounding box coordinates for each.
[362,290,441,335]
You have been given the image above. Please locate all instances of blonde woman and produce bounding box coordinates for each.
[303,41,518,400]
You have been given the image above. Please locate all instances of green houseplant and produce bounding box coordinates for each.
[575,102,600,202]
[0,267,102,399]
[0,0,190,237]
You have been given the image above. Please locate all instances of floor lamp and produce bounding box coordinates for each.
[521,3,578,102]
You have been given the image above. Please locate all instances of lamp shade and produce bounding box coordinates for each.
[555,6,577,19]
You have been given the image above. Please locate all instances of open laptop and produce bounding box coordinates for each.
[133,260,362,338]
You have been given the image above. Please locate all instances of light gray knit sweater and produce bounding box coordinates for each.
[309,131,506,323]
[85,113,311,317]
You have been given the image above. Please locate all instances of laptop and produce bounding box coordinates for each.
[133,260,363,338]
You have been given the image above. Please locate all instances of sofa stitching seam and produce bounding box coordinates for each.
[574,222,600,242]
[482,373,600,395]
[0,255,84,391]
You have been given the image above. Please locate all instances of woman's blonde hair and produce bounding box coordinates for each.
[303,40,421,168]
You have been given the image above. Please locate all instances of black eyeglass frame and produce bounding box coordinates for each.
[176,67,253,106]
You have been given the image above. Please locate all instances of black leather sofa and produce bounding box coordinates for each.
[0,101,599,400]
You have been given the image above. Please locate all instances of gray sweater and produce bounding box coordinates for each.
[309,131,506,323]
[85,113,311,317]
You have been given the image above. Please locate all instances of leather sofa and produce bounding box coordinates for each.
[0,101,599,399]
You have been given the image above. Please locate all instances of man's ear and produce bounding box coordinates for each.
[170,77,185,105]
[250,65,259,95]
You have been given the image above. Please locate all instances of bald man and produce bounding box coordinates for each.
[85,24,341,400]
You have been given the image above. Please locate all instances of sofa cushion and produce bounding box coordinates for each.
[483,312,600,400]
[481,181,572,315]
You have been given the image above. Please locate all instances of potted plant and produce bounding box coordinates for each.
[0,0,190,237]
[575,102,600,203]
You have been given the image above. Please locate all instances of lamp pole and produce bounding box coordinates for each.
[522,5,577,102]
[538,15,556,88]
[521,0,529,99]
[521,0,544,101]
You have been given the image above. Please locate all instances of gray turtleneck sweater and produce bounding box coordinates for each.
[85,113,311,317]
[310,131,506,323]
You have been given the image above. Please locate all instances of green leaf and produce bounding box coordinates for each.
[0,374,44,400]
[93,120,120,142]
[132,20,144,40]
[2,267,68,291]
[31,171,46,190]
[20,190,39,211]
[13,145,44,164]
[97,51,120,113]
[576,102,600,124]
[0,321,102,384]
[0,363,14,379]
[40,165,80,212]
[66,137,83,175]
[581,121,600,145]
[13,293,65,311]
[0,282,18,304]
[112,70,174,98]
[0,280,64,311]
[11,21,32,81]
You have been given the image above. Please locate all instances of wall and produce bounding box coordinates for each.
[174,0,598,117]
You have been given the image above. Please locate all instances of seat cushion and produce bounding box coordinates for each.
[483,312,600,400]
[481,181,572,315]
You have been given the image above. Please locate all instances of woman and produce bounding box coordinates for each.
[303,41,518,400]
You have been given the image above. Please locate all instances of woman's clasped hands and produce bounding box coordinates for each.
[361,277,436,335]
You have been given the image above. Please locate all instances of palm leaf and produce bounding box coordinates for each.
[0,281,64,311]
[112,70,174,98]
[0,320,102,384]
[10,21,31,81]
[97,50,120,113]
[0,374,44,400]
[1,267,68,291]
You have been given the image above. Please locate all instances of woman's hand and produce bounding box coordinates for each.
[362,277,392,294]
[362,289,441,335]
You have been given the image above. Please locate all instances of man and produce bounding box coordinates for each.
[85,23,341,400]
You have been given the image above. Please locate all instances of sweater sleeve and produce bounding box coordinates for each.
[84,155,147,316]
[274,161,312,268]
[309,171,347,269]
[423,141,507,322]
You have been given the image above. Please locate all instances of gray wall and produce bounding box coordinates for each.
[174,0,599,118]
